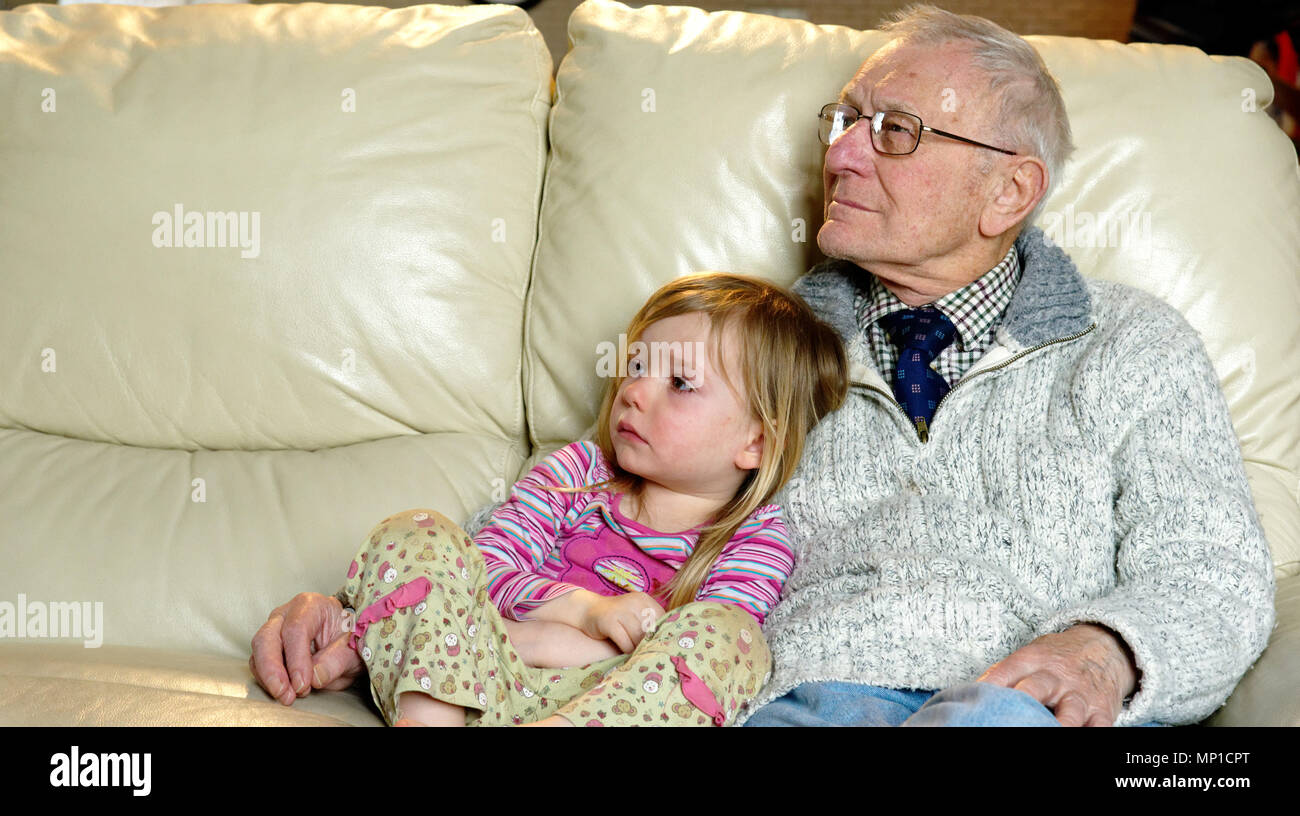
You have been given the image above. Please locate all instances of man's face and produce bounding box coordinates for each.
[818,40,1001,276]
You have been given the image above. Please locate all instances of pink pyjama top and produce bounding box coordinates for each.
[474,441,794,625]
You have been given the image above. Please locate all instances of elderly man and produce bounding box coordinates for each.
[736,6,1275,727]
[250,6,1275,727]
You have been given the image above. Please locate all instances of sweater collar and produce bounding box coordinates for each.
[792,225,1093,355]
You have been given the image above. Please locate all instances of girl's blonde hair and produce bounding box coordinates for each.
[567,272,848,610]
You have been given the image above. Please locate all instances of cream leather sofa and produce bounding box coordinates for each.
[1,0,1296,727]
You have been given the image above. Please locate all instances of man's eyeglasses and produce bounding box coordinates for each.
[818,102,1016,156]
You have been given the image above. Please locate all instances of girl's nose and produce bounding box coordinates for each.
[621,373,651,409]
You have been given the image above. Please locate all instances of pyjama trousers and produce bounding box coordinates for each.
[340,509,771,726]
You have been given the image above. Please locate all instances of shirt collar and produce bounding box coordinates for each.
[858,244,1020,350]
[795,226,1093,364]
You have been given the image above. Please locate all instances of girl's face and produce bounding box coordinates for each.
[609,313,763,499]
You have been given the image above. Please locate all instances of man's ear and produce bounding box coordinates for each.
[980,155,1048,238]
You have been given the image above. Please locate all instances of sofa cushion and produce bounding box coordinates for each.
[0,643,381,726]
[0,3,550,657]
[526,0,1300,574]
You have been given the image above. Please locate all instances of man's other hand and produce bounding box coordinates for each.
[977,623,1138,726]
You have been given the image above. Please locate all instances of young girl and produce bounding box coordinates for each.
[339,273,848,726]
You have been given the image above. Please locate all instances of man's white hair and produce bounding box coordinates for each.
[878,3,1075,228]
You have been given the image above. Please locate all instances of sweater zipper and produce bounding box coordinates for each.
[853,323,1098,444]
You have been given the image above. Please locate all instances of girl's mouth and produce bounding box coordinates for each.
[617,422,646,444]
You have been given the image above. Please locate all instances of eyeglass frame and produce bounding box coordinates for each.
[819,102,1017,156]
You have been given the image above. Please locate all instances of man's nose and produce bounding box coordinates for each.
[824,120,878,176]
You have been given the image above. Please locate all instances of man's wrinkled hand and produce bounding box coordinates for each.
[977,623,1138,727]
[249,592,363,706]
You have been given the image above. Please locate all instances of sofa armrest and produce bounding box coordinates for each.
[1206,571,1300,726]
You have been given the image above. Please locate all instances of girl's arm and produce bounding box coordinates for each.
[473,442,604,619]
[503,618,621,668]
[694,506,795,625]
[507,587,648,668]
[526,588,666,653]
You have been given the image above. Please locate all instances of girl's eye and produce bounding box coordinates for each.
[628,357,646,377]
[671,376,695,393]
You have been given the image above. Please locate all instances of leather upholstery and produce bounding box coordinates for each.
[0,3,546,663]
[1,0,1295,726]
[0,643,381,726]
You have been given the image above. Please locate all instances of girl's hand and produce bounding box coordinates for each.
[578,592,666,653]
[504,619,621,668]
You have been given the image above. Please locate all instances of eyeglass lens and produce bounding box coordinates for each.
[819,106,921,154]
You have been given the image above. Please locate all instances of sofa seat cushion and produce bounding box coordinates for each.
[0,643,382,726]
[0,427,522,660]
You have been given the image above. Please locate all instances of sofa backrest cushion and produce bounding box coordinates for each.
[527,0,1300,574]
[0,3,550,655]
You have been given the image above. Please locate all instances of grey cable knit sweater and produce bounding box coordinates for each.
[735,226,1276,726]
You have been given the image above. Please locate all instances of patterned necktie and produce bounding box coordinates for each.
[878,307,957,442]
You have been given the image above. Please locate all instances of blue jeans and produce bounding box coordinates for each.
[742,681,1164,726]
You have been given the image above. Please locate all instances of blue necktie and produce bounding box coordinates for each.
[878,307,956,442]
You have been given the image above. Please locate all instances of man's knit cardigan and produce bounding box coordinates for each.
[736,226,1276,726]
